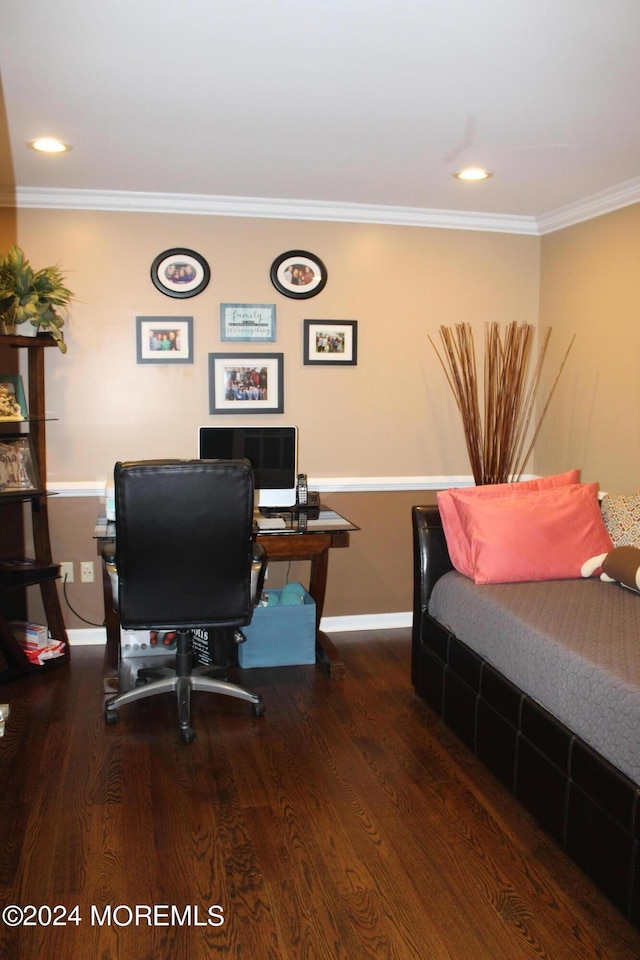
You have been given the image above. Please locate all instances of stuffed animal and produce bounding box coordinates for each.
[581,545,640,592]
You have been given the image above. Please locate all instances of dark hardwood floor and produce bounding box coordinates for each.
[1,630,640,960]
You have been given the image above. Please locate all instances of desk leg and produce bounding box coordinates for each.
[101,557,120,695]
[309,549,345,680]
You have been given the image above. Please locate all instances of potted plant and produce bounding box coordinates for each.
[0,244,73,352]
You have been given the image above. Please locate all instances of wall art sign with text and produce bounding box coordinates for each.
[220,303,276,342]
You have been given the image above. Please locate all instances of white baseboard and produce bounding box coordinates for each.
[320,612,412,632]
[67,612,412,646]
[68,628,107,645]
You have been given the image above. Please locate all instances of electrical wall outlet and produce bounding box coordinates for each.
[80,561,94,583]
[60,561,74,583]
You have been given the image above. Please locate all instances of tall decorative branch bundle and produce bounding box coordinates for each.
[429,322,574,485]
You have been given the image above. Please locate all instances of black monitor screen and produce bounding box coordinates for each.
[198,426,297,499]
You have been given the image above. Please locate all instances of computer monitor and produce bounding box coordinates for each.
[198,425,298,508]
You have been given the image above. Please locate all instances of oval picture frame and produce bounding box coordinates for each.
[151,248,211,299]
[270,250,327,300]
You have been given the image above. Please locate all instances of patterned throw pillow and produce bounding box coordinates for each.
[601,494,640,548]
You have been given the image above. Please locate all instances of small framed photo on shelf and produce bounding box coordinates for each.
[0,435,42,496]
[303,319,358,365]
[208,352,284,414]
[270,250,327,300]
[150,248,210,299]
[136,316,194,363]
[0,375,27,421]
[220,303,276,342]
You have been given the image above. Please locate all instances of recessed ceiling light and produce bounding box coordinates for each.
[27,137,71,154]
[453,167,493,182]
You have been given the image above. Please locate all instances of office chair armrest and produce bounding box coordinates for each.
[251,542,267,606]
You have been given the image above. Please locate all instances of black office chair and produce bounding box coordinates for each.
[104,459,266,743]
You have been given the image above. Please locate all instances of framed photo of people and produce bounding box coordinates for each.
[208,353,284,414]
[136,316,194,363]
[150,248,210,299]
[270,250,327,300]
[303,319,358,365]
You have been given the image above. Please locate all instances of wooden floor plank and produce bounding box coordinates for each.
[1,633,640,960]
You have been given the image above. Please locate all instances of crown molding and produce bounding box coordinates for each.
[536,175,640,234]
[9,186,539,235]
[3,177,639,235]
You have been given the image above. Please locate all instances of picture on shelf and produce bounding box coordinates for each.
[0,435,42,495]
[0,375,27,421]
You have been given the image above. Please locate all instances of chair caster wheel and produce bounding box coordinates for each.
[180,726,196,744]
[252,701,266,718]
[105,705,119,724]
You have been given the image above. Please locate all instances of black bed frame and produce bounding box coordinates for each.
[412,504,640,925]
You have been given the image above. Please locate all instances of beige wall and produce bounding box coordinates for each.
[32,488,439,631]
[10,200,640,628]
[3,96,639,631]
[13,207,542,627]
[17,208,540,483]
[0,73,16,258]
[536,203,640,492]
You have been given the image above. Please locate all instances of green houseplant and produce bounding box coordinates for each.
[0,244,73,352]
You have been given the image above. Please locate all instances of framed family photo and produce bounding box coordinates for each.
[270,250,327,300]
[136,316,194,363]
[303,319,358,365]
[208,353,284,414]
[150,248,210,299]
[0,435,42,496]
[220,303,276,342]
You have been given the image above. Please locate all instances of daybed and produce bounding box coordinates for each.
[412,489,640,926]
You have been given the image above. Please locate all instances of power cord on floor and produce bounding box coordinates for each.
[60,572,105,628]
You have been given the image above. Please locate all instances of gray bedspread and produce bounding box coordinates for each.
[429,572,640,785]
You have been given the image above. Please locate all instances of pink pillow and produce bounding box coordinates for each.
[455,482,612,584]
[438,469,581,577]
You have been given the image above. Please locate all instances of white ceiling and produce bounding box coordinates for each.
[1,0,640,233]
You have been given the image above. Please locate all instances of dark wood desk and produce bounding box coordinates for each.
[95,508,358,691]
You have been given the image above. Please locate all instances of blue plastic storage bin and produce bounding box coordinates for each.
[238,587,316,667]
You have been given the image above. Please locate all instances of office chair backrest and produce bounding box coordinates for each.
[115,459,255,630]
